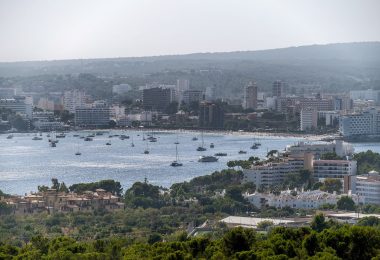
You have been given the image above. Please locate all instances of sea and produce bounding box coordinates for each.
[0,130,378,195]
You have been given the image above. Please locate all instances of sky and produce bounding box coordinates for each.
[0,0,379,62]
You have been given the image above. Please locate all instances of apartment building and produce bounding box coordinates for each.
[243,81,258,109]
[75,105,111,127]
[245,190,361,209]
[300,108,318,131]
[339,108,380,138]
[1,189,125,216]
[0,97,33,118]
[313,160,357,180]
[345,171,380,205]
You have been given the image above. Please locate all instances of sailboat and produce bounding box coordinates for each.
[131,136,135,147]
[170,144,183,167]
[144,142,149,154]
[174,132,180,144]
[196,131,207,151]
[75,144,81,155]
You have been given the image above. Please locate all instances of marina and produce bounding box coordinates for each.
[0,130,378,195]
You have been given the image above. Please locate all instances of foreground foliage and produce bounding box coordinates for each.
[0,224,379,259]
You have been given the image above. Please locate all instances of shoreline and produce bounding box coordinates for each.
[1,128,329,142]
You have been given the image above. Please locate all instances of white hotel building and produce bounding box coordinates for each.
[313,160,357,180]
[245,190,361,209]
[339,108,380,138]
[346,171,380,205]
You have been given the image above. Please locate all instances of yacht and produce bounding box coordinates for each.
[56,133,66,138]
[196,131,207,151]
[120,135,129,140]
[170,144,183,167]
[84,137,93,141]
[75,151,81,155]
[214,152,227,156]
[192,137,198,141]
[210,143,215,148]
[50,142,56,147]
[32,136,43,141]
[143,142,150,154]
[6,134,13,139]
[198,155,218,162]
[238,150,247,154]
[250,144,259,150]
[106,141,111,145]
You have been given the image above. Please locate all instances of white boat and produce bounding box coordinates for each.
[32,136,43,140]
[198,155,218,162]
[170,144,183,167]
[6,134,13,139]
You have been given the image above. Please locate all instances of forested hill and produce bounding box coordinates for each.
[0,42,379,94]
[1,42,379,76]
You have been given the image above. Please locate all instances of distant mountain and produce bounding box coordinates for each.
[0,42,379,95]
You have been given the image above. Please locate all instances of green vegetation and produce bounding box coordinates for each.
[0,222,379,259]
[320,178,342,194]
[69,179,123,196]
[354,150,380,175]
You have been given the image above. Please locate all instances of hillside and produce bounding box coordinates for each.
[0,42,379,95]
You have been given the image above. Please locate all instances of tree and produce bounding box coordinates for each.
[257,220,274,230]
[267,150,278,158]
[165,102,179,115]
[357,216,380,226]
[320,179,342,194]
[336,196,356,211]
[311,213,327,232]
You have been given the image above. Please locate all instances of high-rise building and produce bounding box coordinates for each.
[64,90,87,113]
[0,96,32,118]
[75,104,110,127]
[181,90,204,105]
[339,108,380,138]
[176,79,190,92]
[198,101,224,129]
[272,80,286,97]
[300,108,318,131]
[142,87,173,112]
[243,81,258,109]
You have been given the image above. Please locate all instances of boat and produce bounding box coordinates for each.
[46,133,51,138]
[196,131,207,151]
[170,144,183,167]
[73,134,80,137]
[120,135,129,140]
[50,142,56,147]
[214,153,227,156]
[6,134,13,139]
[106,141,111,145]
[192,137,198,141]
[238,150,247,154]
[174,133,180,144]
[149,137,157,142]
[56,133,66,138]
[198,155,218,162]
[84,137,93,141]
[143,142,149,154]
[96,132,103,136]
[210,143,215,148]
[75,144,81,155]
[250,144,259,150]
[131,136,135,147]
[32,136,43,140]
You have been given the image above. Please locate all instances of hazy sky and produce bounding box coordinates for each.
[0,0,379,62]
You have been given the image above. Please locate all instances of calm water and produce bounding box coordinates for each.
[0,130,378,195]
